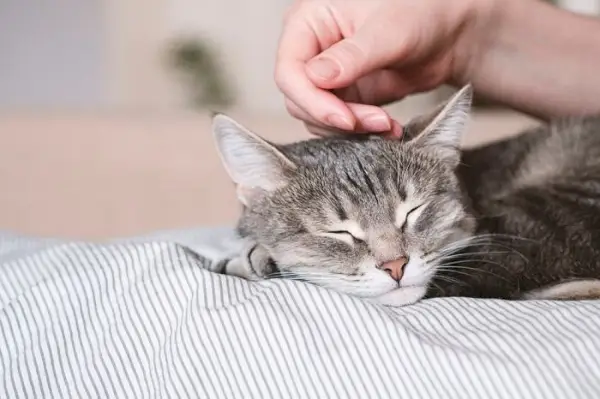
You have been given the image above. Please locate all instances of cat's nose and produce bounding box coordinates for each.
[382,257,409,282]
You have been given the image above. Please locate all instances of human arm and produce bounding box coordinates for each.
[461,0,600,120]
[274,0,600,136]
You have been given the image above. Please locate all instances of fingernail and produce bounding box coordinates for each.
[380,121,404,140]
[391,120,404,138]
[308,58,340,80]
[326,114,354,130]
[362,114,392,132]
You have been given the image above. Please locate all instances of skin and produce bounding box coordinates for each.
[275,0,600,136]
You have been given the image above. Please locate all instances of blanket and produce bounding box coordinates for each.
[1,228,599,399]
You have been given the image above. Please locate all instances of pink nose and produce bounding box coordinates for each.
[382,257,409,282]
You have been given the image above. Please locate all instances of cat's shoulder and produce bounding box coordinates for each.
[527,115,600,158]
[475,115,600,159]
[480,115,600,191]
[542,115,600,141]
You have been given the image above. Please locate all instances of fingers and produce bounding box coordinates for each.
[305,121,402,139]
[275,15,357,131]
[275,3,411,134]
[284,69,412,135]
[285,99,403,138]
[305,15,407,90]
[349,70,414,106]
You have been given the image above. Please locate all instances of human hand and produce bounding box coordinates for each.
[275,0,495,136]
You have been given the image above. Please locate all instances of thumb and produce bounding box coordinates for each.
[306,22,404,89]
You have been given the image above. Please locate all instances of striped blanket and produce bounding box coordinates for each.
[1,228,600,399]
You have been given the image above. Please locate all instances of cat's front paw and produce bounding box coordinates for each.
[224,243,271,281]
[223,257,258,280]
[372,286,427,307]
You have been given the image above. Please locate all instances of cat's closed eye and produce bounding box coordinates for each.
[400,204,424,232]
[326,230,364,244]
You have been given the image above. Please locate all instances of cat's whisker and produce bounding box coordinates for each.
[486,243,529,263]
[427,250,507,265]
[437,264,508,280]
[439,250,511,260]
[434,275,467,287]
[434,258,512,271]
[429,281,444,293]
[461,233,536,242]
[441,259,513,274]
[437,234,534,253]
[428,234,533,267]
[436,269,480,280]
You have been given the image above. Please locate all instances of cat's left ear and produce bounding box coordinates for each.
[212,114,297,205]
[407,84,473,168]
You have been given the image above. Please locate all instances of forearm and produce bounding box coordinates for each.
[469,0,600,120]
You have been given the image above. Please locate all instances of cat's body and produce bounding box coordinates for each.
[213,86,600,306]
[437,117,600,299]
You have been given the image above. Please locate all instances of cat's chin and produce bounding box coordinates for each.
[371,286,428,307]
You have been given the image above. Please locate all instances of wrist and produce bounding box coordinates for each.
[450,0,505,86]
[460,0,600,118]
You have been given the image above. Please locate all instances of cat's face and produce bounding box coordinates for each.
[213,85,476,306]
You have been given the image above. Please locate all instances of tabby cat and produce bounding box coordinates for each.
[212,85,600,306]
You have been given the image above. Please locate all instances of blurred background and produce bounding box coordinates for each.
[0,0,597,239]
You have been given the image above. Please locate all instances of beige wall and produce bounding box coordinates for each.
[1,0,297,112]
[557,0,600,13]
[103,0,297,112]
[105,0,175,110]
[0,0,107,108]
[166,0,292,111]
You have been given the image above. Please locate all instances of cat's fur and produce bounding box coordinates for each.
[212,85,600,306]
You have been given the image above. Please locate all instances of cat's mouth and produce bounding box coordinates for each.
[373,285,429,307]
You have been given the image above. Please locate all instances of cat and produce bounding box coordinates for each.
[211,85,600,307]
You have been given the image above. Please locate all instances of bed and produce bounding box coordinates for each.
[1,227,599,399]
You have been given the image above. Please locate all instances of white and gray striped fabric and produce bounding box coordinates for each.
[1,228,600,399]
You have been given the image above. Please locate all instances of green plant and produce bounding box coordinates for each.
[168,37,235,109]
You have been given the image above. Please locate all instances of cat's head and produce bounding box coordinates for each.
[212,85,476,304]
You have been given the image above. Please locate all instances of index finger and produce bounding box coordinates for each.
[274,18,356,130]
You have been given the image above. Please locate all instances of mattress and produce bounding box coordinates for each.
[1,228,599,399]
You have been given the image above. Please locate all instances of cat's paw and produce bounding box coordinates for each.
[223,257,257,280]
[372,286,427,307]
[224,243,271,281]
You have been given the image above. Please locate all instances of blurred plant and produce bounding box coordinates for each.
[168,37,235,109]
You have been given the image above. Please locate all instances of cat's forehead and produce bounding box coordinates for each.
[300,153,440,199]
[291,169,421,226]
[334,179,420,219]
[281,138,452,218]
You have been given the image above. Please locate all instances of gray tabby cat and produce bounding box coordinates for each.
[212,85,600,307]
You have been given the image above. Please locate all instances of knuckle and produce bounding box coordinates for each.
[282,7,297,25]
[321,41,365,84]
[282,0,308,25]
[335,39,366,67]
[273,67,289,92]
[284,100,302,118]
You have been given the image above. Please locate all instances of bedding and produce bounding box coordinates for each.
[1,228,599,399]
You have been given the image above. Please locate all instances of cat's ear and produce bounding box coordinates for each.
[406,85,473,167]
[212,114,296,205]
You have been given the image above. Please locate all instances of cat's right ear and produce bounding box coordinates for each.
[212,114,296,205]
[404,85,472,168]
